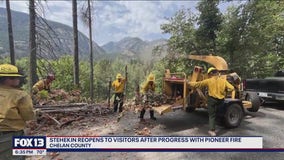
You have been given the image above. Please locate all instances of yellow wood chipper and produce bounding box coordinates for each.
[152,55,260,128]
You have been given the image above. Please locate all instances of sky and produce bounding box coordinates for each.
[0,1,242,46]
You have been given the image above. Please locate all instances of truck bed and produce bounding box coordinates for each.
[244,76,284,101]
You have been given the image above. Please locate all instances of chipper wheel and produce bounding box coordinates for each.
[246,92,260,112]
[224,103,244,128]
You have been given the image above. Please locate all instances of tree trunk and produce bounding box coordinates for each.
[72,0,80,88]
[6,0,15,65]
[29,0,37,93]
[88,0,94,102]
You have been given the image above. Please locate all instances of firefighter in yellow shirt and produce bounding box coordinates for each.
[189,67,234,136]
[0,64,35,160]
[112,73,127,113]
[32,73,55,94]
[139,74,157,122]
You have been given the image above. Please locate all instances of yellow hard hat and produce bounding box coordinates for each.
[147,74,155,82]
[0,64,23,77]
[116,73,122,79]
[207,67,217,74]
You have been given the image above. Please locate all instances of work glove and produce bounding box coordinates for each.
[34,109,43,119]
[115,96,121,101]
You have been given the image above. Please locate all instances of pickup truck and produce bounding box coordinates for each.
[243,70,284,103]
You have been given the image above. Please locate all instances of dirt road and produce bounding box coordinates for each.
[27,103,284,160]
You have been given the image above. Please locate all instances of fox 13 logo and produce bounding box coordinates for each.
[13,136,46,149]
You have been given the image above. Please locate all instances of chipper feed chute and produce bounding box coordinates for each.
[188,55,228,71]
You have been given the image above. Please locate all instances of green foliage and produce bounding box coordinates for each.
[160,0,284,79]
[93,59,112,100]
[161,8,197,55]
[78,60,91,97]
[151,61,166,93]
[38,90,49,99]
[11,56,153,102]
[48,56,74,91]
[217,0,284,78]
[3,0,284,103]
[159,8,199,77]
[0,57,10,63]
[196,0,223,52]
[15,58,29,90]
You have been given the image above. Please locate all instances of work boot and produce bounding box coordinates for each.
[208,130,216,136]
[113,102,118,113]
[139,109,146,118]
[118,102,123,113]
[150,110,156,120]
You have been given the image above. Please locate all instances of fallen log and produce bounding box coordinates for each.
[34,103,88,108]
[35,103,112,114]
[59,117,84,128]
[37,107,112,114]
[44,114,61,125]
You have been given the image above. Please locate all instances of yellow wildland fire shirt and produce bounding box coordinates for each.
[189,76,234,100]
[0,85,35,131]
[32,79,51,93]
[141,81,155,94]
[112,78,126,93]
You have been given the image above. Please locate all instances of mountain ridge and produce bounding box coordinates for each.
[0,8,168,61]
[0,7,105,59]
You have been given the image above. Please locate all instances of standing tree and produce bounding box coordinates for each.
[81,0,94,102]
[160,8,198,72]
[196,0,222,53]
[5,0,15,65]
[87,0,94,102]
[29,0,37,93]
[219,0,284,78]
[161,9,197,56]
[72,0,80,88]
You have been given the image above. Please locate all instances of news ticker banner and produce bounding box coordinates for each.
[13,136,263,155]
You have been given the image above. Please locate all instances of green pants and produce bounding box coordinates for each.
[113,93,124,113]
[0,130,25,160]
[207,96,223,131]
